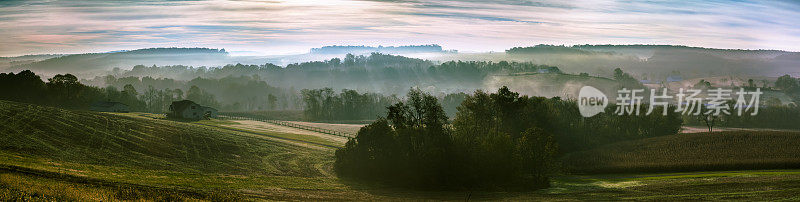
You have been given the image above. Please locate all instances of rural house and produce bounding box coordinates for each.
[168,100,218,120]
[89,101,130,112]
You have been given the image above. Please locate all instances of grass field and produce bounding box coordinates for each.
[217,120,348,145]
[3,164,799,201]
[561,131,800,174]
[2,100,800,200]
[0,100,343,200]
[111,112,346,148]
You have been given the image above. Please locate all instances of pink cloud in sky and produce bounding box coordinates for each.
[0,0,799,56]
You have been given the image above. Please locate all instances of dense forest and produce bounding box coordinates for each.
[74,53,562,114]
[82,53,561,95]
[99,74,294,112]
[335,87,683,190]
[300,88,468,121]
[1,51,567,116]
[775,74,800,100]
[300,88,399,121]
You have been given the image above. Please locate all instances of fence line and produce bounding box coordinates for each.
[218,113,356,139]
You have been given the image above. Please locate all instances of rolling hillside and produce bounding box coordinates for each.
[0,54,65,70]
[1,100,800,200]
[0,100,330,176]
[0,100,342,200]
[561,131,800,174]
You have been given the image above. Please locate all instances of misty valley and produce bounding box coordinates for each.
[2,0,800,199]
[1,44,800,200]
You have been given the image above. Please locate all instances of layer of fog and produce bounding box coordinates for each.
[3,46,800,105]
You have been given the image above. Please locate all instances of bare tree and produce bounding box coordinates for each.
[699,114,724,133]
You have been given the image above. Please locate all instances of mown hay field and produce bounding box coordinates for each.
[0,100,345,200]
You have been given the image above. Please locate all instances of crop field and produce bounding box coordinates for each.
[2,100,800,200]
[561,131,800,174]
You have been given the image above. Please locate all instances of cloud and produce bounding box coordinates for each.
[0,0,799,56]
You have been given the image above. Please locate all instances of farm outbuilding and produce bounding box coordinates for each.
[168,100,217,120]
[90,101,130,112]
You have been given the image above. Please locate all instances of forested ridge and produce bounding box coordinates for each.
[77,53,561,113]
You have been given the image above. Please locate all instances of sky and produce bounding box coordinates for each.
[1,0,799,57]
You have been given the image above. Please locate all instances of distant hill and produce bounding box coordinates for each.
[507,44,794,59]
[310,44,452,54]
[506,45,606,55]
[7,46,449,76]
[9,48,231,75]
[115,47,228,55]
[0,54,67,60]
[573,44,792,60]
[0,54,66,71]
[775,52,800,61]
[9,44,800,82]
[499,44,800,79]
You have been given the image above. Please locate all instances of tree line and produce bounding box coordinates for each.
[0,70,143,110]
[95,74,296,112]
[680,74,800,130]
[0,70,224,113]
[776,74,800,102]
[99,53,563,97]
[300,88,399,121]
[335,87,683,190]
[300,88,469,121]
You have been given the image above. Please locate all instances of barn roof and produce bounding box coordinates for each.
[170,100,199,113]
